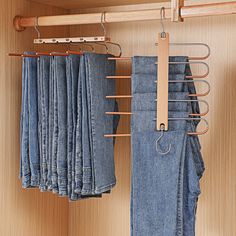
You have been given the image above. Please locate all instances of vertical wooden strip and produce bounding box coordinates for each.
[157,32,169,131]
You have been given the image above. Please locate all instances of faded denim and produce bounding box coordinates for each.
[131,56,204,236]
[66,54,81,200]
[37,56,50,191]
[20,53,40,187]
[20,52,119,201]
[47,57,54,190]
[76,53,117,195]
[54,56,68,196]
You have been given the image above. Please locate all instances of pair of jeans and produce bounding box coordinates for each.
[37,56,51,191]
[36,55,66,194]
[74,53,118,197]
[20,53,40,188]
[131,56,204,236]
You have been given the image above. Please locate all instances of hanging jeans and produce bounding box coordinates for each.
[20,53,40,188]
[66,54,81,200]
[37,56,51,191]
[75,52,118,196]
[131,56,204,236]
[20,52,119,201]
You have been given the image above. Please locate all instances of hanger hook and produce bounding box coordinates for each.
[101,12,107,37]
[160,7,166,38]
[94,42,109,54]
[106,41,122,57]
[155,124,171,155]
[34,17,41,39]
[81,43,95,52]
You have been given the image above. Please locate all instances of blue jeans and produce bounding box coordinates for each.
[66,54,81,200]
[37,56,50,191]
[131,56,204,236]
[55,56,68,196]
[20,52,119,201]
[20,53,40,187]
[75,53,118,196]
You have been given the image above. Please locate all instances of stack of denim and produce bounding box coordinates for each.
[20,52,119,201]
[131,56,205,236]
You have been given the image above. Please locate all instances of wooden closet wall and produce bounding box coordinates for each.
[0,1,70,235]
[0,0,236,236]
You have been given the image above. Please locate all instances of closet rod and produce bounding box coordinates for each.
[14,1,236,31]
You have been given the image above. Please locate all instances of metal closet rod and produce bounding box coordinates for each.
[14,1,236,31]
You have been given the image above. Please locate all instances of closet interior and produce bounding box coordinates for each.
[1,0,236,235]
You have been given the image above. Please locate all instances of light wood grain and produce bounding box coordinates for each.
[68,1,236,236]
[157,33,169,130]
[13,2,236,28]
[0,1,70,236]
[29,0,169,9]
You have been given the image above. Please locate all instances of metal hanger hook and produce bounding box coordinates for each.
[155,124,171,155]
[101,12,107,37]
[34,17,41,39]
[160,7,166,38]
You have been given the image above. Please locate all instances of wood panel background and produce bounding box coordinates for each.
[68,1,236,236]
[0,1,70,235]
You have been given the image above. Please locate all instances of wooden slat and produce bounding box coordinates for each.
[156,32,169,131]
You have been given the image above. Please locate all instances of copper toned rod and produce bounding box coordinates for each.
[106,75,131,79]
[106,95,132,99]
[104,134,131,137]
[66,50,83,55]
[8,53,39,58]
[105,112,132,115]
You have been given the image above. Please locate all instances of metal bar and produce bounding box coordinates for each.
[34,36,108,44]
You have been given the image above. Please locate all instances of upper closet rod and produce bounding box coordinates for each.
[13,1,236,31]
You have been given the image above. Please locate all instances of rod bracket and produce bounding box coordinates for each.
[13,15,26,32]
[171,0,184,22]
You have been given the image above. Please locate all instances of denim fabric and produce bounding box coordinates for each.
[20,56,30,187]
[47,57,54,190]
[66,54,81,200]
[131,56,204,236]
[51,57,59,193]
[20,52,119,201]
[54,56,68,196]
[132,57,200,116]
[132,92,190,111]
[131,131,188,236]
[75,53,117,195]
[20,54,40,188]
[37,56,50,191]
[74,56,83,198]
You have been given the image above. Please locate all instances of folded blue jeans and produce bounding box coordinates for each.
[20,54,40,188]
[76,53,118,195]
[66,54,81,200]
[37,56,51,191]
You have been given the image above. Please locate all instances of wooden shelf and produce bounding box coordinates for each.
[30,0,169,10]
